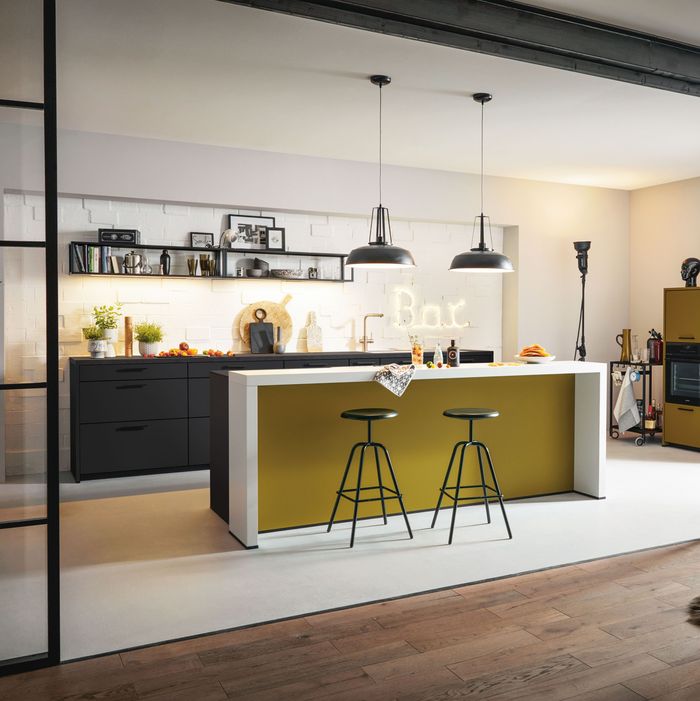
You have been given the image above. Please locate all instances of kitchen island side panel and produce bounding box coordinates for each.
[256,374,575,532]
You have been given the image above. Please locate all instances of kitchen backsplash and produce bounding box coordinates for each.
[2,193,503,473]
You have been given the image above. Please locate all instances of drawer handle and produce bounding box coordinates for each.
[220,365,246,370]
[115,425,148,432]
[115,367,147,373]
[679,336,696,340]
[303,363,330,368]
[115,384,146,390]
[677,407,695,412]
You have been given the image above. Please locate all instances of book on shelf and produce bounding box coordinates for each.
[71,243,123,274]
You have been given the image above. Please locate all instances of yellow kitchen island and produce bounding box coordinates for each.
[211,361,606,548]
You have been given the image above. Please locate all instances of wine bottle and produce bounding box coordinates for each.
[447,339,460,367]
[644,402,656,431]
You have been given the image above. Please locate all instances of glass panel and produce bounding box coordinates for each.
[671,361,700,401]
[0,247,46,385]
[0,389,46,524]
[0,525,48,663]
[0,107,45,243]
[0,0,43,104]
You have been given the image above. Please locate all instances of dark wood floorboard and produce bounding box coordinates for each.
[1,541,699,700]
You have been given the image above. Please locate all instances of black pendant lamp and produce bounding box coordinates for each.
[346,75,416,269]
[450,93,514,274]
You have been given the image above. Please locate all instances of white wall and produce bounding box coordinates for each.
[0,124,631,473]
[630,177,700,336]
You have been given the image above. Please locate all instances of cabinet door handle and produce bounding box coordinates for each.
[678,336,696,340]
[115,384,146,390]
[220,365,246,370]
[116,425,148,432]
[303,363,330,368]
[115,367,146,373]
[677,407,694,412]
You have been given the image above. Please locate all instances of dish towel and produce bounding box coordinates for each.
[374,363,416,397]
[613,368,640,432]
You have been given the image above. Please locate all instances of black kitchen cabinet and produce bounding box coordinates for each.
[70,348,493,481]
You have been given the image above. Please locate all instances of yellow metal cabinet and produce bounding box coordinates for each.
[664,288,700,343]
[663,402,700,449]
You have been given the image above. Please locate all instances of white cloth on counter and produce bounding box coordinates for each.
[373,363,416,397]
[613,368,640,432]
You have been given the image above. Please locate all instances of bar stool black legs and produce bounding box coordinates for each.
[328,408,413,547]
[431,408,513,544]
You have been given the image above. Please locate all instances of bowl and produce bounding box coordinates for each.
[245,269,265,278]
[514,354,556,364]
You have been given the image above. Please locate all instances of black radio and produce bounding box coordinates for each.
[98,228,141,244]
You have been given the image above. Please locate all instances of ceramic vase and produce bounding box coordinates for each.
[102,327,118,358]
[139,341,159,357]
[87,339,107,359]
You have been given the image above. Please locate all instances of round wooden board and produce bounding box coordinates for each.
[239,294,293,347]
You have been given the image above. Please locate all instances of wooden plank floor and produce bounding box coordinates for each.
[2,541,700,700]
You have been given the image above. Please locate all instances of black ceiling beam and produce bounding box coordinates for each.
[219,0,700,96]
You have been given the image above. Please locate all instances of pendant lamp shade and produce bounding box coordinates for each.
[450,93,514,274]
[346,75,416,269]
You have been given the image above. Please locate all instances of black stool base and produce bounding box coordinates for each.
[327,429,413,547]
[431,426,513,544]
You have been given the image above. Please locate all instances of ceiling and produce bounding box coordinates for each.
[4,0,700,190]
[522,0,700,45]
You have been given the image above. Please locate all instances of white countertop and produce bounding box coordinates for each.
[227,360,606,387]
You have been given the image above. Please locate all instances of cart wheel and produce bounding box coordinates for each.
[635,436,645,446]
[611,430,619,439]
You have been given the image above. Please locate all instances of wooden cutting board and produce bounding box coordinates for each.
[239,294,293,348]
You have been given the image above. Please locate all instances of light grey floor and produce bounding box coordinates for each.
[2,438,699,662]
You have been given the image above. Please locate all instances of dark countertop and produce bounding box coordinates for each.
[69,349,493,364]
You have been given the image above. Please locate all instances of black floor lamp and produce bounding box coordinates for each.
[574,241,591,362]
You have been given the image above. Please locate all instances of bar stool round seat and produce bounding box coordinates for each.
[327,409,412,547]
[341,408,398,421]
[443,408,499,420]
[432,407,512,544]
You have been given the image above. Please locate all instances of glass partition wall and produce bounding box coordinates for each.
[0,0,59,675]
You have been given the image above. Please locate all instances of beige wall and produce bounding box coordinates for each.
[630,177,700,337]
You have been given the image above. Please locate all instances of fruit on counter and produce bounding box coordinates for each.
[426,361,435,368]
[518,343,551,358]
[203,349,235,357]
[179,342,189,351]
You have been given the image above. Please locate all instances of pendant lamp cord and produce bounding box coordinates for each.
[378,81,383,206]
[480,98,484,215]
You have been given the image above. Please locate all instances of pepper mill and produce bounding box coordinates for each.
[160,249,171,276]
[124,316,133,357]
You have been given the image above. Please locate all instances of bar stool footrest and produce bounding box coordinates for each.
[338,485,401,504]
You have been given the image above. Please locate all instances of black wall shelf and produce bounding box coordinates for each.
[68,241,353,283]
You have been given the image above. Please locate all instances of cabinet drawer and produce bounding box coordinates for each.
[80,361,187,382]
[665,289,700,343]
[79,379,187,423]
[189,417,210,465]
[664,403,700,449]
[79,419,188,475]
[284,359,349,369]
[188,360,283,378]
[348,357,383,366]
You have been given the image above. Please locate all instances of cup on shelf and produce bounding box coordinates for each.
[187,257,198,276]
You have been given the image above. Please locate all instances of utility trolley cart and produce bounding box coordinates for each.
[608,360,659,446]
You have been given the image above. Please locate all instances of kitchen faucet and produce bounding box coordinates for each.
[360,313,384,352]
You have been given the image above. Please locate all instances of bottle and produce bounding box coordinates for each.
[160,249,171,276]
[434,342,444,367]
[644,401,656,431]
[655,401,663,431]
[447,339,460,367]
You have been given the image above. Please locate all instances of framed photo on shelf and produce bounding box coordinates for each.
[227,214,275,250]
[265,227,285,251]
[190,232,215,249]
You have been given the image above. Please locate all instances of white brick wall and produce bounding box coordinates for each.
[2,194,503,473]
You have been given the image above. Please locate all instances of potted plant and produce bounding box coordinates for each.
[83,326,107,358]
[134,321,163,356]
[93,304,123,358]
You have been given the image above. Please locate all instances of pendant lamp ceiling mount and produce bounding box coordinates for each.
[472,92,492,105]
[370,74,391,88]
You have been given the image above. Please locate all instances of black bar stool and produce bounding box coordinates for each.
[327,408,413,547]
[431,408,513,544]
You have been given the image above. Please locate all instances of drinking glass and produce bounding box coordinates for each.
[187,257,198,276]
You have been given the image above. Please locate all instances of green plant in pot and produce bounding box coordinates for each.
[93,304,123,357]
[134,321,163,357]
[83,326,107,358]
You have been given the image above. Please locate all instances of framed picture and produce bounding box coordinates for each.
[190,232,214,249]
[226,214,275,251]
[265,227,285,251]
